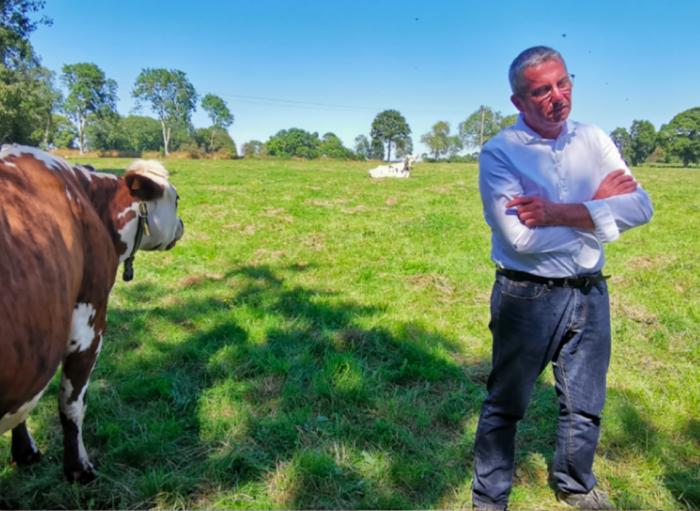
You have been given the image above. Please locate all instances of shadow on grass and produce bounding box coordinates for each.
[604,389,700,509]
[0,264,583,509]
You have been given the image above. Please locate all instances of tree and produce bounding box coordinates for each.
[201,93,233,128]
[201,93,233,153]
[61,63,118,154]
[1,60,60,147]
[354,135,370,160]
[421,121,462,160]
[658,107,700,167]
[396,134,413,159]
[85,114,165,154]
[370,137,384,160]
[0,0,58,145]
[48,114,77,148]
[320,132,353,159]
[0,0,51,69]
[193,127,237,158]
[370,109,411,161]
[242,140,264,158]
[628,120,657,166]
[459,105,504,150]
[610,127,632,163]
[500,113,518,129]
[132,68,198,156]
[85,111,122,151]
[265,128,320,159]
[120,115,163,153]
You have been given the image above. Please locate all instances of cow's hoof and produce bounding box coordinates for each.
[64,463,97,484]
[11,448,42,466]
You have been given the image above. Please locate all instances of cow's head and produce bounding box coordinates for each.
[403,155,418,171]
[124,160,184,251]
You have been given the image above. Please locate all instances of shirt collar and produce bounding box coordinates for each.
[513,113,575,144]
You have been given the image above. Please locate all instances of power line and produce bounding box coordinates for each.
[216,92,471,116]
[220,93,378,111]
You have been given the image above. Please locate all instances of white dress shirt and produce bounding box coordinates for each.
[479,114,653,277]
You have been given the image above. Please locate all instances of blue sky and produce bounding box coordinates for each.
[32,0,700,155]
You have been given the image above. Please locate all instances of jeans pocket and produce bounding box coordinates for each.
[500,278,551,300]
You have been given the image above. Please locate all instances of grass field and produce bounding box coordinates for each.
[0,158,698,510]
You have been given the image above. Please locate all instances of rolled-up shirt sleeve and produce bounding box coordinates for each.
[583,127,654,242]
[479,147,583,255]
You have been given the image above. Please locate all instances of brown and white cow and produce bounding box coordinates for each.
[0,145,184,483]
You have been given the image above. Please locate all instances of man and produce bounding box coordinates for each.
[472,46,653,510]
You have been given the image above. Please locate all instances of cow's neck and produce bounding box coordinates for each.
[79,173,142,265]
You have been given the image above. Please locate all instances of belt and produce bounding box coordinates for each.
[497,269,608,288]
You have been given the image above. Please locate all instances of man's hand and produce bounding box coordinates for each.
[506,196,594,229]
[506,196,559,227]
[593,169,637,200]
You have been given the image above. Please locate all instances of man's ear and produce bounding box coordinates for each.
[124,172,164,201]
[511,94,524,112]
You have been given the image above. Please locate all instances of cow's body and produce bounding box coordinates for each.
[368,155,417,179]
[0,145,183,482]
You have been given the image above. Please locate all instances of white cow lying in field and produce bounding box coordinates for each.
[368,155,417,179]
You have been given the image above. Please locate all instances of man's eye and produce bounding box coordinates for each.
[532,86,550,97]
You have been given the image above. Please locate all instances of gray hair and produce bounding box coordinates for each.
[509,46,567,96]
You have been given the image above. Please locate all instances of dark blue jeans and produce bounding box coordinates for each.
[472,272,611,509]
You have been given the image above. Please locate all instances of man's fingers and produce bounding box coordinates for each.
[603,169,629,186]
[506,196,536,208]
[616,174,635,184]
[517,210,542,225]
[614,178,637,192]
[521,214,540,227]
[506,196,527,208]
[607,169,627,179]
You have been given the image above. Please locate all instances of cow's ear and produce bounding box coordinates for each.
[124,172,164,201]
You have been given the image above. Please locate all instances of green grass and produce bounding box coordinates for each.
[0,159,697,509]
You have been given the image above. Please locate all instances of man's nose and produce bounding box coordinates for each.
[551,84,566,101]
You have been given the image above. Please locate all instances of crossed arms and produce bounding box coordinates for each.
[479,147,654,256]
[507,169,638,230]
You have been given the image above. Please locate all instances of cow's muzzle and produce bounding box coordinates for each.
[165,219,184,250]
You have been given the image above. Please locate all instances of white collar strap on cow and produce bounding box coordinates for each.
[122,202,151,282]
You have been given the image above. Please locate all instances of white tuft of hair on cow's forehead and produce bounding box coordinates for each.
[126,159,170,184]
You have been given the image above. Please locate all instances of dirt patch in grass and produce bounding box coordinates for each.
[407,273,456,303]
[253,249,286,263]
[342,205,369,214]
[180,273,226,288]
[263,208,295,223]
[224,222,257,235]
[303,234,325,251]
[610,294,658,325]
[307,198,349,208]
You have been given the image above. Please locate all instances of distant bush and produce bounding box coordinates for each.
[265,128,321,159]
[422,153,478,164]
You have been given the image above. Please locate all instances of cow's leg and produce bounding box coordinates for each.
[2,383,50,466]
[11,421,42,465]
[59,302,104,483]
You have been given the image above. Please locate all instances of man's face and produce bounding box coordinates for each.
[511,58,572,138]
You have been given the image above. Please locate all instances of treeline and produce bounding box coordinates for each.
[611,114,700,167]
[249,109,413,161]
[2,2,699,165]
[1,2,236,158]
[420,107,518,161]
